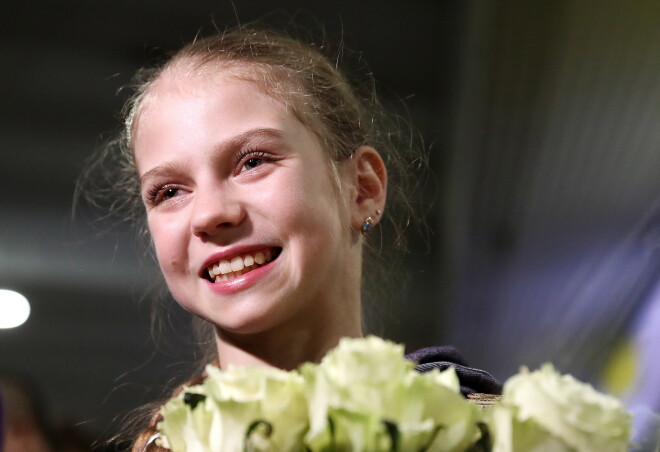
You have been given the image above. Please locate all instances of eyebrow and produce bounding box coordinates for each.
[138,128,286,186]
[226,127,285,148]
[139,161,190,187]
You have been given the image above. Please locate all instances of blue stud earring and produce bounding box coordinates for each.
[361,210,381,236]
[361,217,374,235]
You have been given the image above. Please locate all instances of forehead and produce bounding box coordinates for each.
[140,60,317,130]
[135,65,287,141]
[132,63,334,174]
[140,63,248,112]
[134,60,312,139]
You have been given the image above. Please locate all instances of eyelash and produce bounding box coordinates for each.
[234,148,273,173]
[145,183,179,207]
[144,149,276,207]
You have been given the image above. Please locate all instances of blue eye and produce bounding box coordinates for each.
[243,157,263,171]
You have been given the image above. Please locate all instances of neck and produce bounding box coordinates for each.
[213,235,365,370]
[213,300,363,371]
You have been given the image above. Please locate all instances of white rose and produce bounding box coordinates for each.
[303,336,483,452]
[489,363,632,452]
[159,365,308,452]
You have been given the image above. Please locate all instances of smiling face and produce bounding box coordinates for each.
[133,66,365,342]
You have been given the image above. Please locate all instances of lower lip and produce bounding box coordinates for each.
[203,258,277,295]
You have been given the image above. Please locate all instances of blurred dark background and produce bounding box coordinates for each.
[1,0,660,449]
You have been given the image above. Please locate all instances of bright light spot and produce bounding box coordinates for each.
[0,289,31,328]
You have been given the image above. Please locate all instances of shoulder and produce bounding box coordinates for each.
[405,345,503,396]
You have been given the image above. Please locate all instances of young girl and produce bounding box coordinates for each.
[92,25,500,451]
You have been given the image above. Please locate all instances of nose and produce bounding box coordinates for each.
[191,183,245,239]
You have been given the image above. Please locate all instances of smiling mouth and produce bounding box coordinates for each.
[204,248,281,283]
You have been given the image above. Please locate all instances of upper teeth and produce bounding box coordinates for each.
[207,250,273,278]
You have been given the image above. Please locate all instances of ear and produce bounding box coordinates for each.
[348,146,387,232]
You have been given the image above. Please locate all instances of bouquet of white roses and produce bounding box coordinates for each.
[157,336,633,452]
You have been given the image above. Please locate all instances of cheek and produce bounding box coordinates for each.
[147,216,185,273]
[273,171,348,240]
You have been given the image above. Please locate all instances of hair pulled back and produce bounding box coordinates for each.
[127,28,367,165]
[84,25,424,253]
